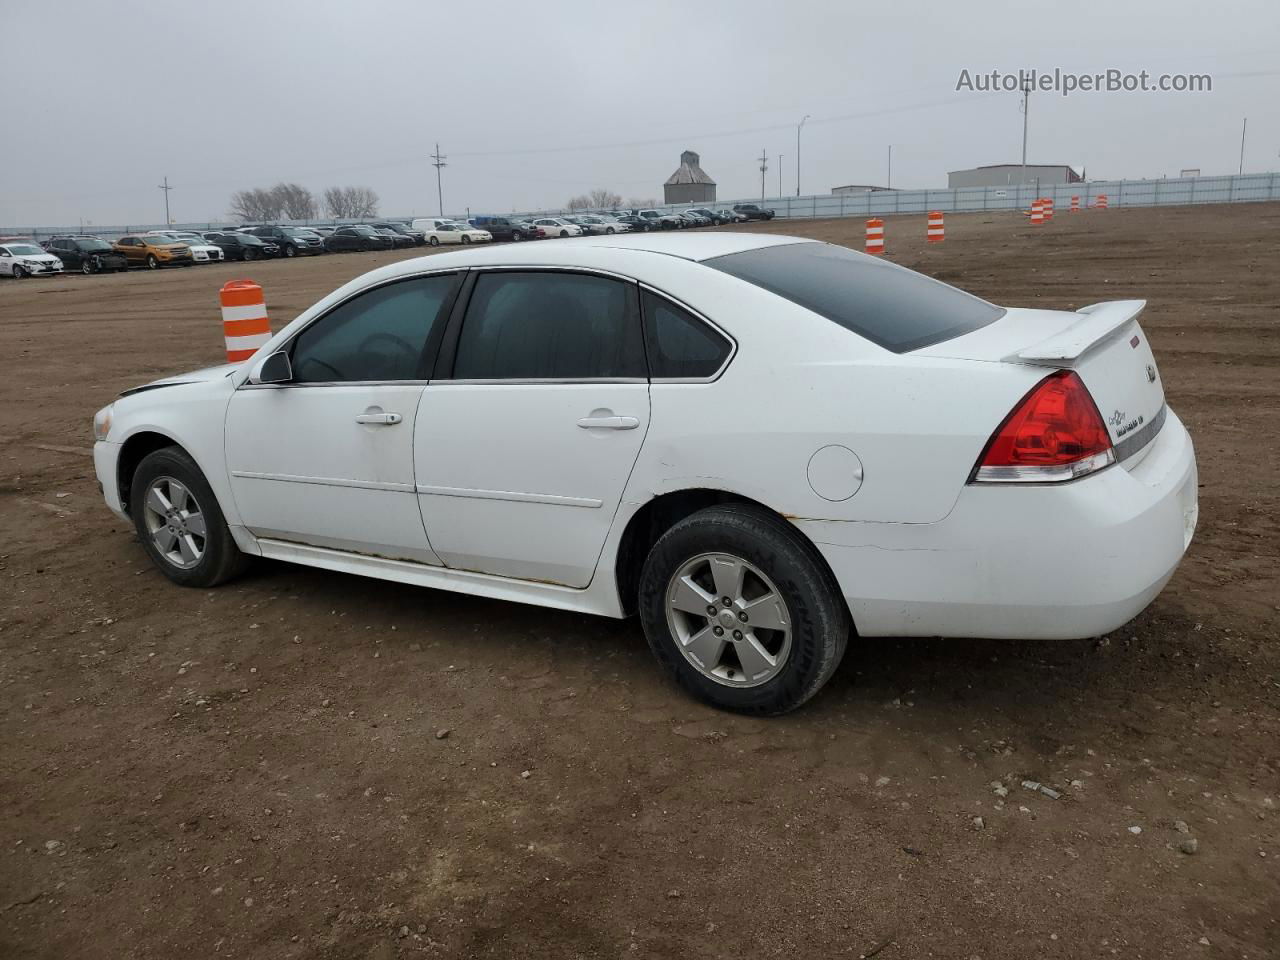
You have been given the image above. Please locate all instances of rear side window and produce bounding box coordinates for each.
[641,291,731,379]
[452,271,644,380]
[290,274,456,383]
[706,242,1004,353]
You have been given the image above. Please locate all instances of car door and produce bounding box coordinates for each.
[0,247,13,276]
[224,271,462,564]
[414,269,650,588]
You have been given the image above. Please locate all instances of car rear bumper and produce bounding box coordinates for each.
[797,408,1198,639]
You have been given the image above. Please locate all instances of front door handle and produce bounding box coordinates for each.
[355,412,403,425]
[577,415,639,430]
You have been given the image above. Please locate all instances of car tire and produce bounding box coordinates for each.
[605,227,616,234]
[283,245,296,258]
[244,248,257,261]
[146,254,159,269]
[12,265,26,279]
[81,260,93,276]
[428,236,439,246]
[559,230,568,238]
[129,446,250,589]
[461,235,471,244]
[638,503,849,715]
[512,231,524,242]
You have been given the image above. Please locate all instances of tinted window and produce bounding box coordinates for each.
[706,241,1004,353]
[452,272,644,380]
[290,274,456,383]
[641,292,732,379]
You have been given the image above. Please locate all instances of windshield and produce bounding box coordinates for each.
[79,239,112,251]
[707,241,1005,353]
[6,244,43,256]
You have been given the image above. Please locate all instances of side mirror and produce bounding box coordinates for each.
[248,350,292,385]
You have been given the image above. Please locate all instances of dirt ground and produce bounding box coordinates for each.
[1,204,1277,960]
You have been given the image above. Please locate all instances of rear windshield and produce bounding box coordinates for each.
[706,241,1004,353]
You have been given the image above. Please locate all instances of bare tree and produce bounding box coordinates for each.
[588,188,623,210]
[323,185,380,219]
[567,188,624,211]
[271,182,316,220]
[625,197,658,209]
[229,187,282,222]
[347,186,379,218]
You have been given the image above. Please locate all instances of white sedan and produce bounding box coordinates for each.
[0,241,63,277]
[409,218,492,246]
[532,217,583,238]
[91,233,1197,714]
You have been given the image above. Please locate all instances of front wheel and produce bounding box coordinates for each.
[638,504,849,715]
[12,265,27,279]
[81,260,94,275]
[129,446,250,588]
[243,248,257,261]
[146,254,159,269]
[461,235,471,244]
[283,244,296,258]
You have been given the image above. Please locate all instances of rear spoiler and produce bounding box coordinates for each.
[1009,300,1147,363]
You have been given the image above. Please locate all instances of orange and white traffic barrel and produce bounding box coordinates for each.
[1042,198,1054,220]
[1030,200,1044,226]
[865,218,885,255]
[220,280,272,363]
[926,211,945,243]
[1070,195,1080,212]
[1095,194,1109,209]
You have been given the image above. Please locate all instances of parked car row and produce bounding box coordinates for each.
[1,204,775,279]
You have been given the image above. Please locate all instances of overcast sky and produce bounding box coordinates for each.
[3,0,1277,227]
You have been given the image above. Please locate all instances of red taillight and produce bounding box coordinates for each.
[972,371,1115,482]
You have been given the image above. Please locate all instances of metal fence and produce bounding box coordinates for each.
[4,172,1277,241]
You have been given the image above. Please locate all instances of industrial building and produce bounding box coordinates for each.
[947,164,1083,188]
[663,150,716,204]
[831,184,895,195]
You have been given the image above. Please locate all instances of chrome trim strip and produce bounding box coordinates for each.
[431,378,648,386]
[1114,403,1167,463]
[231,471,415,493]
[415,483,602,508]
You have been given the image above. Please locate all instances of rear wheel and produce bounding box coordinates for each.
[513,231,525,242]
[129,447,249,588]
[428,236,440,246]
[638,504,849,715]
[146,254,159,269]
[559,230,568,238]
[81,259,93,275]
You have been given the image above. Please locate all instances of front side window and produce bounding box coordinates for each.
[706,241,1004,353]
[290,274,457,383]
[452,271,644,381]
[641,291,732,379]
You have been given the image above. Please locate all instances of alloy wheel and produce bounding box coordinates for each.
[142,476,207,569]
[664,552,792,688]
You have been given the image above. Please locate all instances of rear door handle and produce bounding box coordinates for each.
[355,412,403,425]
[577,415,639,430]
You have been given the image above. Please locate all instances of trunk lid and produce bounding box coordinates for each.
[917,300,1166,462]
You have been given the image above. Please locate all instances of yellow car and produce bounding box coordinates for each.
[113,234,195,270]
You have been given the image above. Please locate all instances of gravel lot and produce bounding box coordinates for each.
[1,204,1277,959]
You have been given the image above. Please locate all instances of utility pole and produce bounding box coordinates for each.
[1239,118,1247,175]
[758,149,769,201]
[431,143,447,216]
[1020,76,1032,196]
[158,176,173,224]
[778,155,784,197]
[887,145,892,189]
[796,115,810,196]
